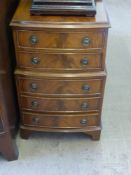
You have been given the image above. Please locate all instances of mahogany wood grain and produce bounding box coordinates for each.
[22,112,99,128]
[20,125,102,140]
[19,95,101,113]
[84,129,101,140]
[10,0,110,29]
[16,77,105,97]
[15,69,107,78]
[16,30,104,49]
[11,0,110,140]
[16,51,104,72]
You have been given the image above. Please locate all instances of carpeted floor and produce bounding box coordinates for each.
[1,0,131,174]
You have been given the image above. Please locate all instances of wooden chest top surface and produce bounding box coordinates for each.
[11,0,110,29]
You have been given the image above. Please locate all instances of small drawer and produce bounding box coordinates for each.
[20,96,101,113]
[22,112,99,128]
[16,30,104,49]
[16,52,104,72]
[17,77,104,97]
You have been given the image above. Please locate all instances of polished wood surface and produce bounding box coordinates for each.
[16,76,105,97]
[16,51,104,72]
[0,0,19,160]
[16,30,104,49]
[20,95,101,113]
[11,0,110,29]
[22,112,99,128]
[11,0,110,140]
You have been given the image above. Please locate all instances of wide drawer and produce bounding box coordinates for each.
[22,112,100,128]
[20,95,101,113]
[16,52,104,72]
[16,77,104,97]
[16,30,104,49]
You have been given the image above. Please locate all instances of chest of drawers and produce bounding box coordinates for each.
[11,0,110,140]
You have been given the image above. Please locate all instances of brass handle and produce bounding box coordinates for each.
[31,101,39,108]
[82,85,90,92]
[30,83,38,92]
[29,35,39,45]
[81,102,89,110]
[82,37,90,46]
[32,117,40,125]
[31,57,40,65]
[80,119,88,125]
[80,58,89,65]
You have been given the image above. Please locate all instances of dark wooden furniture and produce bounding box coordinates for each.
[11,0,110,140]
[0,0,19,160]
[30,0,96,16]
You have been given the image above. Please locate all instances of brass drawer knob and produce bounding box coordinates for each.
[80,119,88,125]
[32,117,40,125]
[82,37,91,46]
[80,58,89,65]
[30,83,38,92]
[29,35,39,45]
[31,57,40,65]
[81,102,89,110]
[31,100,39,108]
[82,84,90,92]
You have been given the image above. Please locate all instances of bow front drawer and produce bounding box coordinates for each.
[16,52,104,72]
[17,77,104,97]
[22,112,100,128]
[20,96,101,113]
[16,30,104,49]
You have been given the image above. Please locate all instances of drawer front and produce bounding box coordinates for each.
[22,112,99,128]
[17,77,104,97]
[17,31,104,49]
[20,96,101,113]
[16,52,103,72]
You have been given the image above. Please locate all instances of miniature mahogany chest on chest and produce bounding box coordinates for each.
[11,0,110,140]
